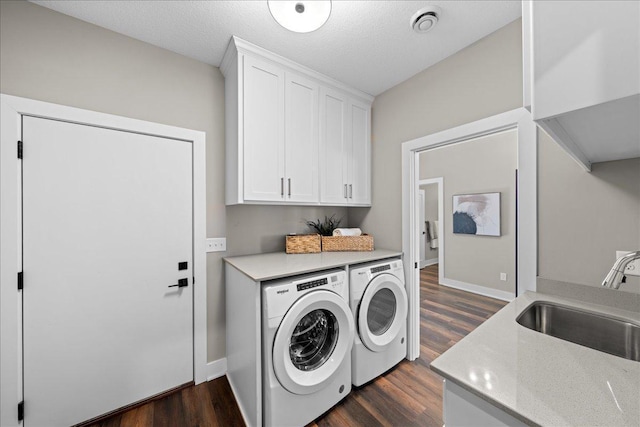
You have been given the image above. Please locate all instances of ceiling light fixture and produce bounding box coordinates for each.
[410,6,441,34]
[268,0,332,33]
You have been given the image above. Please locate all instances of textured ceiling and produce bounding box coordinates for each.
[31,1,521,96]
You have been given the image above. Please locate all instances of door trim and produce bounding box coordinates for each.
[401,107,537,361]
[418,178,443,277]
[0,94,207,427]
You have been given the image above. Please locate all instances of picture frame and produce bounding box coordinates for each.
[452,192,501,236]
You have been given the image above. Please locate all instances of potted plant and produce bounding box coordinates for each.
[305,214,342,236]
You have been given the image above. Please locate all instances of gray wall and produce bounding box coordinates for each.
[419,131,517,294]
[350,18,523,250]
[0,0,345,362]
[421,184,439,261]
[538,133,640,293]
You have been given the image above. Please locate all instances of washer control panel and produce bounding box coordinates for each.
[297,277,328,292]
[371,264,391,274]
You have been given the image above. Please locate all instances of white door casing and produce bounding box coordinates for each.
[402,108,537,361]
[357,274,408,352]
[272,290,354,396]
[419,178,444,281]
[0,94,207,427]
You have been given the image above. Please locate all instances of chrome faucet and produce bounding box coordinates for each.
[602,251,640,289]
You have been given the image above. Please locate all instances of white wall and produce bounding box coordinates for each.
[350,19,523,250]
[419,130,517,294]
[0,0,345,364]
[538,132,640,293]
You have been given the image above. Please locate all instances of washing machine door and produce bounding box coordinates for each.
[272,289,354,395]
[358,273,407,352]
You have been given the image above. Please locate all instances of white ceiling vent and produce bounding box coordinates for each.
[411,6,441,34]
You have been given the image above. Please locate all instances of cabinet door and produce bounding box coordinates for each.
[348,98,371,205]
[319,87,348,205]
[243,55,285,201]
[285,72,319,203]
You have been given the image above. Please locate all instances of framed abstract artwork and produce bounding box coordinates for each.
[452,192,501,236]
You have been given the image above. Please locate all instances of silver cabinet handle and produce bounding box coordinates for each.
[349,184,353,199]
[344,184,348,198]
[288,178,291,197]
[281,178,284,197]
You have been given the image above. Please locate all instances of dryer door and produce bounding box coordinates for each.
[272,290,354,395]
[358,273,407,352]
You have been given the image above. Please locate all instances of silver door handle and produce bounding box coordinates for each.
[349,184,353,199]
[344,184,348,198]
[288,178,291,197]
[281,178,284,197]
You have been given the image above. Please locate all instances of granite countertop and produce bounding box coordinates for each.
[223,249,403,281]
[430,291,640,426]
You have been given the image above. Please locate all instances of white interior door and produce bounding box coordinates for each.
[22,116,193,426]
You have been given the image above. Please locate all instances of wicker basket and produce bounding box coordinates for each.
[285,234,321,254]
[321,234,374,252]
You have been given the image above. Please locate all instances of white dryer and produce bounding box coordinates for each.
[262,269,355,427]
[349,258,407,386]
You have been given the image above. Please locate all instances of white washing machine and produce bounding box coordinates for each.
[349,258,407,386]
[262,269,355,427]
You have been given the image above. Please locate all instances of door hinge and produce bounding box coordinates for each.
[18,401,24,421]
[17,272,23,291]
[17,140,23,159]
[415,262,418,269]
[193,276,195,285]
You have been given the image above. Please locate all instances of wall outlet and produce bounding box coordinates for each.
[500,273,507,281]
[616,251,640,277]
[206,238,227,253]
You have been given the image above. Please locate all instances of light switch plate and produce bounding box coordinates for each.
[616,251,640,277]
[206,238,227,253]
[500,273,507,281]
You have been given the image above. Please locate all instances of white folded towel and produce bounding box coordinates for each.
[332,228,362,236]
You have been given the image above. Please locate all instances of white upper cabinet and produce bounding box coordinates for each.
[348,98,371,205]
[285,72,319,203]
[243,55,285,202]
[319,89,371,206]
[222,36,373,205]
[523,0,640,171]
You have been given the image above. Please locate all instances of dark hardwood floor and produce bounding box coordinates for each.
[88,264,507,427]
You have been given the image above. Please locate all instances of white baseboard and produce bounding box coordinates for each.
[440,278,514,302]
[206,357,227,381]
[420,258,439,268]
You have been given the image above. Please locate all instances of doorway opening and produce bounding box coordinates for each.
[402,108,537,360]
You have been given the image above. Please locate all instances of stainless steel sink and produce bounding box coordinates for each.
[516,301,640,362]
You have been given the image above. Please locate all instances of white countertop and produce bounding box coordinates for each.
[430,292,640,427]
[224,249,402,281]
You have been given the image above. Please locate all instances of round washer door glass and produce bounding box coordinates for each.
[367,288,396,336]
[290,309,338,371]
[272,290,355,395]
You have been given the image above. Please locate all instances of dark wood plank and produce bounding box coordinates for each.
[86,264,506,427]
